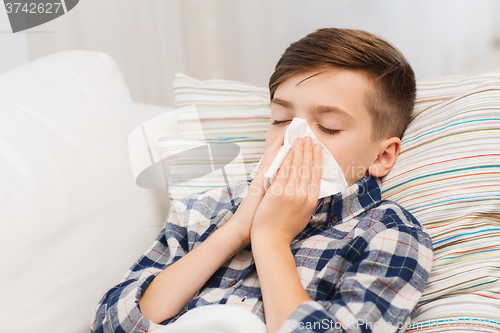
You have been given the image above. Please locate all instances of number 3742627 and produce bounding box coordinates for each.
[5,2,63,14]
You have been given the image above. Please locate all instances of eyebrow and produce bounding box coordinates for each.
[271,98,355,121]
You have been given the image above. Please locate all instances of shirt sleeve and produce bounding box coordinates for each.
[89,197,192,333]
[277,206,434,333]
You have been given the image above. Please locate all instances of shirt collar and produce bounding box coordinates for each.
[309,173,382,228]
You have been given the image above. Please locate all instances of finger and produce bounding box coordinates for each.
[299,136,314,192]
[311,143,323,199]
[288,136,304,189]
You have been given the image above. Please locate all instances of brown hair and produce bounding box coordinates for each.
[269,28,416,141]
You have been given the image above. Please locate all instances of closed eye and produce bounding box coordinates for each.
[319,125,340,135]
[271,120,340,135]
[271,120,290,126]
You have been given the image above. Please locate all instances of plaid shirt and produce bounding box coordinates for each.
[90,173,433,333]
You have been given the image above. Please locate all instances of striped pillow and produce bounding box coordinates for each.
[172,72,271,139]
[165,73,272,206]
[158,135,261,205]
[167,72,500,331]
[382,76,500,331]
[413,70,500,115]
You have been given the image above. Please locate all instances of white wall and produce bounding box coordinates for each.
[224,0,500,84]
[0,6,29,74]
[1,1,500,106]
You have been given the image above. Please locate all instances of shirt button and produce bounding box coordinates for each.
[228,280,237,287]
[331,215,338,224]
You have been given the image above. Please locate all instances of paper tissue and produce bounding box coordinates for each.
[249,117,348,199]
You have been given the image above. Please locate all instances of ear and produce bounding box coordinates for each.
[368,137,401,178]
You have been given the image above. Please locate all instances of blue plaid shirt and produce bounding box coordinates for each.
[90,173,433,333]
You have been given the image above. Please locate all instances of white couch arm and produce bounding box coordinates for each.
[0,50,172,333]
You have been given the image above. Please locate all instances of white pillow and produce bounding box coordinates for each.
[0,50,169,333]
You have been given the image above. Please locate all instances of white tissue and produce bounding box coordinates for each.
[250,117,348,199]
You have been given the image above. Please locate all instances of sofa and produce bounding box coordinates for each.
[1,50,499,333]
[0,50,173,333]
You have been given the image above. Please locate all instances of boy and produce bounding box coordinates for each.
[90,28,433,333]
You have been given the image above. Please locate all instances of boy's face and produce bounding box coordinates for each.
[266,68,384,186]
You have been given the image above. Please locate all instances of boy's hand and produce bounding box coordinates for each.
[250,136,323,245]
[225,125,290,247]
